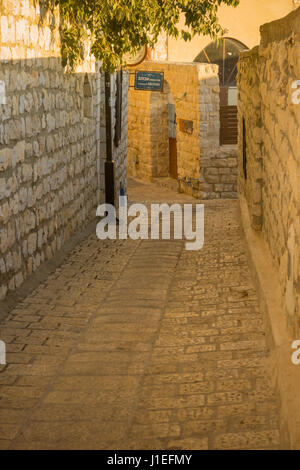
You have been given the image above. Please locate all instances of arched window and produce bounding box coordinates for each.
[194,37,248,87]
[195,38,248,145]
[83,74,93,119]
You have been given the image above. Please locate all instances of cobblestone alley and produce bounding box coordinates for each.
[0,180,281,450]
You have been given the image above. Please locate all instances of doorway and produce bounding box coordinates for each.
[194,37,248,145]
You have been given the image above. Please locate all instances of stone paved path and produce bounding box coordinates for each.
[0,179,281,449]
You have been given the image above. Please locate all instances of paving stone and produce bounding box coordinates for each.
[0,180,281,449]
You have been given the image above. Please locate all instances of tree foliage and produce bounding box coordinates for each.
[55,0,240,71]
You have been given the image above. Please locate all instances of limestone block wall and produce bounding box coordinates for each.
[237,47,263,229]
[152,89,169,178]
[0,0,128,300]
[128,61,238,199]
[128,86,152,181]
[238,7,300,335]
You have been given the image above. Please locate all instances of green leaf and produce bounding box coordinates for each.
[55,0,240,71]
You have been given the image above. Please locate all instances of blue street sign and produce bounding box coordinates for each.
[135,71,164,91]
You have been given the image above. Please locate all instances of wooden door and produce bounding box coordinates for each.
[220,86,238,145]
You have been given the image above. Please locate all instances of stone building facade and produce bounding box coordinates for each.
[128,60,238,199]
[237,7,300,336]
[0,0,128,300]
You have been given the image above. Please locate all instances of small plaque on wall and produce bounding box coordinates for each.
[135,71,164,91]
[178,119,193,135]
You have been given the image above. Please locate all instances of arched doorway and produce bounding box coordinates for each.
[194,38,248,145]
[149,80,177,179]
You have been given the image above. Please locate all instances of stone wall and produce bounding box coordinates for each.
[237,47,263,230]
[128,60,238,199]
[0,0,128,300]
[238,7,300,335]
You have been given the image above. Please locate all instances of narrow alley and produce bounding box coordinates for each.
[0,180,281,450]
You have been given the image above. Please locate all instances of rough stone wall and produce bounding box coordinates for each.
[128,86,152,181]
[128,61,238,199]
[238,7,300,335]
[0,0,128,300]
[237,47,263,229]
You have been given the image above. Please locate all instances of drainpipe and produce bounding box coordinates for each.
[104,71,115,206]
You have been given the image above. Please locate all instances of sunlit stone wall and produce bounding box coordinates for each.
[0,0,128,299]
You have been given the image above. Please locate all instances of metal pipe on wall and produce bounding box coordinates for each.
[104,71,115,206]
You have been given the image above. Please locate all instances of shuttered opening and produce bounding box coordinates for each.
[220,106,238,145]
[219,86,238,145]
